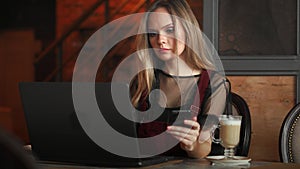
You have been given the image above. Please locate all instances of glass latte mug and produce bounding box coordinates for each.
[211,115,242,159]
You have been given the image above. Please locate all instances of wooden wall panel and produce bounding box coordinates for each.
[228,76,295,161]
[0,29,40,142]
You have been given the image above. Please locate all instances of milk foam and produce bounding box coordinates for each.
[220,119,241,125]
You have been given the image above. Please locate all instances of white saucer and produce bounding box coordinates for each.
[206,156,251,165]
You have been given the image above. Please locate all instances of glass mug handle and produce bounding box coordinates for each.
[210,124,221,144]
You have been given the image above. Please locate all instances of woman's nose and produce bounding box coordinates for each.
[158,34,167,44]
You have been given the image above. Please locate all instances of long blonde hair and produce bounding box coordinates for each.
[131,0,215,107]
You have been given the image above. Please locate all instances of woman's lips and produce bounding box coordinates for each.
[159,48,171,53]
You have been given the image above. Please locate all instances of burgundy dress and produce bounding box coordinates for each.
[137,69,211,157]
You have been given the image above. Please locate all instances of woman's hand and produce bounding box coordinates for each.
[166,116,212,158]
[166,116,200,151]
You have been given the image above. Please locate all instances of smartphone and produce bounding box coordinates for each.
[171,109,197,127]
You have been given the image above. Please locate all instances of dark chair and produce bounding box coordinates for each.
[279,103,300,163]
[210,92,252,157]
[0,128,37,169]
[231,92,252,156]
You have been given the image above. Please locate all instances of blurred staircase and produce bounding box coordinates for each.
[34,0,203,82]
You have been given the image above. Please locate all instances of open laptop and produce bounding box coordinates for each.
[19,82,174,167]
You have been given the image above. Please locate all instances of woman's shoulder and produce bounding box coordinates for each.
[207,72,228,93]
[204,69,226,79]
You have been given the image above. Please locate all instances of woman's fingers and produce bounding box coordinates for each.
[166,121,201,152]
[167,125,198,138]
[167,129,197,151]
[167,119,200,144]
[166,129,197,143]
[184,119,200,130]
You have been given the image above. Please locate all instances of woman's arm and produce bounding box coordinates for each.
[184,134,212,158]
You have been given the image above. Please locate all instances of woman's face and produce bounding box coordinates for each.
[147,7,186,61]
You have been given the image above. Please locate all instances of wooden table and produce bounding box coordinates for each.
[37,158,300,169]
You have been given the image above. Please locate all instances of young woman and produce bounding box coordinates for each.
[130,0,227,158]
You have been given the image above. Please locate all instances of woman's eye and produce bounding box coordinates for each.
[148,32,158,37]
[166,27,174,34]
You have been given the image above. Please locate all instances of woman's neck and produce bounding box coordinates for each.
[163,57,201,76]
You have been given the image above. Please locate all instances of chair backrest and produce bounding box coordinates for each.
[231,92,252,156]
[279,103,300,163]
[209,92,252,156]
